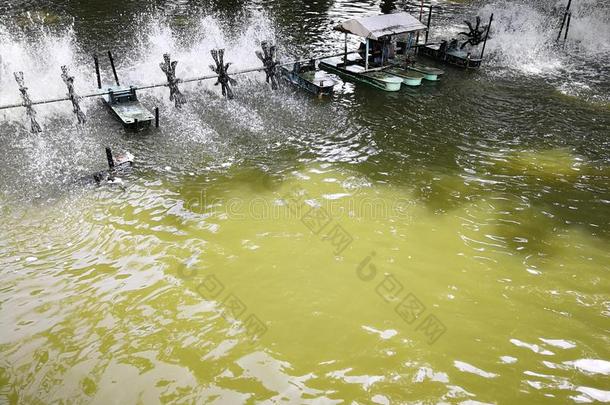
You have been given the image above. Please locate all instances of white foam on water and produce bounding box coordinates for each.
[574,386,610,403]
[560,0,610,56]
[499,356,518,364]
[510,338,555,355]
[0,25,90,119]
[372,394,390,405]
[361,325,398,340]
[125,11,277,100]
[412,366,450,383]
[480,2,563,75]
[0,10,280,126]
[479,0,610,76]
[539,338,576,349]
[0,10,289,196]
[453,361,498,379]
[564,358,610,376]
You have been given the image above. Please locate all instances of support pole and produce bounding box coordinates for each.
[93,54,102,89]
[155,107,159,128]
[105,147,115,170]
[479,13,494,60]
[425,5,433,44]
[556,0,573,43]
[365,38,369,71]
[344,33,348,67]
[415,0,424,45]
[108,51,120,86]
[563,12,572,44]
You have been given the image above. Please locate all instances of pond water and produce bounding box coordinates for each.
[0,0,609,403]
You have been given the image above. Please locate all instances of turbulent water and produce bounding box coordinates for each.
[1,0,609,403]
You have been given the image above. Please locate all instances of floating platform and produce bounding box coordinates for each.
[391,56,445,81]
[320,55,403,92]
[418,43,482,69]
[280,60,337,96]
[101,86,154,131]
[383,67,425,86]
[407,63,445,81]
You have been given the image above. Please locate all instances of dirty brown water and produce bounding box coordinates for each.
[0,0,609,403]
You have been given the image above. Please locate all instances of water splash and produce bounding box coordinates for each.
[0,11,286,199]
[123,12,278,98]
[482,3,563,75]
[0,25,89,117]
[478,0,610,76]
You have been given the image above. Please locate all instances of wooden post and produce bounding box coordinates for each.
[155,107,159,128]
[106,147,115,170]
[479,13,494,60]
[415,0,424,45]
[108,51,120,86]
[365,38,369,70]
[93,54,102,89]
[343,33,348,67]
[425,5,433,44]
[556,0,572,42]
[563,12,572,43]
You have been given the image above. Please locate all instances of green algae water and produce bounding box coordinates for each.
[1,0,610,403]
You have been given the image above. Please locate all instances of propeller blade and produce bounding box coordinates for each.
[464,20,474,33]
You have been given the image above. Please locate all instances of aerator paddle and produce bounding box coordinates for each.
[61,66,86,124]
[13,72,42,133]
[210,49,237,99]
[256,41,279,90]
[458,16,489,49]
[160,53,186,108]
